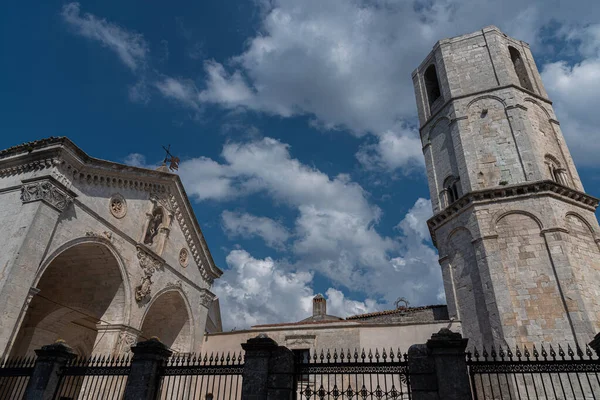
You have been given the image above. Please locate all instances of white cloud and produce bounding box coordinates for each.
[61,2,148,72]
[221,211,290,250]
[155,77,200,111]
[213,249,380,330]
[123,153,150,168]
[541,24,600,166]
[175,137,443,308]
[191,0,600,170]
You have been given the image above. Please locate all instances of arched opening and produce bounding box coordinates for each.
[424,64,442,107]
[544,155,569,186]
[508,46,534,92]
[140,290,191,354]
[442,176,460,207]
[11,242,126,356]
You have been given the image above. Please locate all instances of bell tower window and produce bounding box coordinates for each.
[424,64,442,107]
[508,46,534,92]
[545,155,569,187]
[441,176,460,208]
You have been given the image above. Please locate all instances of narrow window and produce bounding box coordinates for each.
[443,176,460,207]
[424,64,442,106]
[545,155,569,187]
[508,46,534,92]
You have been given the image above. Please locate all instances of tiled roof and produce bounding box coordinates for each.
[346,304,446,320]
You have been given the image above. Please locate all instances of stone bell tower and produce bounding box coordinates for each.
[412,26,600,348]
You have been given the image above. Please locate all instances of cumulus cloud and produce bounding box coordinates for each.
[174,137,443,309]
[541,24,600,166]
[191,0,600,170]
[213,249,380,330]
[61,2,148,72]
[221,211,290,250]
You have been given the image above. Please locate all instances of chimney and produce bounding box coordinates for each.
[313,294,326,317]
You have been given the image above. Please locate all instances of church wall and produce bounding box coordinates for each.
[201,321,455,356]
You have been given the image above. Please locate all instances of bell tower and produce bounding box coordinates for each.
[413,26,600,348]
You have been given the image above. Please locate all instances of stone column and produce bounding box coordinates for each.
[123,338,172,400]
[24,340,76,400]
[408,329,471,400]
[241,334,295,400]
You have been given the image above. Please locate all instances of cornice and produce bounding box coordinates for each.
[427,180,599,246]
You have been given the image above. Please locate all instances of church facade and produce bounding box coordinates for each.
[0,137,222,358]
[413,26,600,349]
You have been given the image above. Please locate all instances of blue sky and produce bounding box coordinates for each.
[2,0,600,330]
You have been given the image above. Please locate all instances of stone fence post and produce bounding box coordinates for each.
[408,328,471,400]
[241,333,295,400]
[123,337,172,400]
[24,340,76,400]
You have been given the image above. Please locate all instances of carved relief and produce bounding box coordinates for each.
[134,246,164,302]
[109,194,127,219]
[179,248,189,268]
[85,231,112,240]
[199,289,215,308]
[116,331,138,355]
[20,179,73,211]
[135,275,153,302]
[166,280,182,289]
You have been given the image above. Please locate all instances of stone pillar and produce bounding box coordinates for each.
[408,329,471,400]
[123,338,172,400]
[93,324,140,356]
[24,340,76,400]
[241,334,295,400]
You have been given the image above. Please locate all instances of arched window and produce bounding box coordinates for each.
[508,46,534,92]
[424,64,442,107]
[544,155,569,187]
[441,176,460,208]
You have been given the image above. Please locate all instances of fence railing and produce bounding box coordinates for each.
[294,348,411,399]
[467,343,600,400]
[157,351,244,400]
[52,354,131,400]
[0,356,35,400]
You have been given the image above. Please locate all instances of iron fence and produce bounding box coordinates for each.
[467,344,600,399]
[0,356,35,399]
[156,351,245,400]
[294,348,411,400]
[52,354,131,400]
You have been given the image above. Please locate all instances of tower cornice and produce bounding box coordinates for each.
[427,180,599,246]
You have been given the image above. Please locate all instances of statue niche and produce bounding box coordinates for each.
[144,208,164,246]
[140,199,172,257]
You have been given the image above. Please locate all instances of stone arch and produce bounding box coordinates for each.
[564,212,600,337]
[495,212,569,344]
[467,96,524,188]
[11,239,129,356]
[429,116,459,211]
[494,210,543,231]
[524,99,572,186]
[34,237,132,324]
[565,212,596,237]
[508,46,534,92]
[466,95,507,110]
[424,64,442,107]
[139,288,193,353]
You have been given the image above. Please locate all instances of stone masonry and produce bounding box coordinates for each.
[0,137,222,358]
[413,26,600,349]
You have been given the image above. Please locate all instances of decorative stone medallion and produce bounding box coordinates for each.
[109,193,127,219]
[179,248,189,268]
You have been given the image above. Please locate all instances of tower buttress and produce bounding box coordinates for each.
[413,26,600,348]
